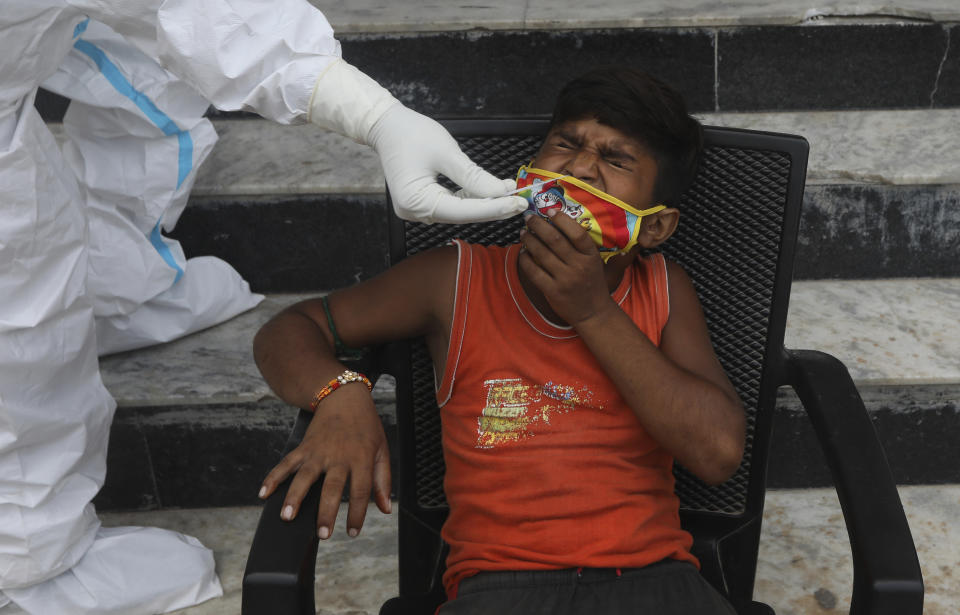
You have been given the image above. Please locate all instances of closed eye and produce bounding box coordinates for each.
[549,129,582,150]
[599,146,635,171]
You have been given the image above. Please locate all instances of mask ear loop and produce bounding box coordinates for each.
[636,204,667,216]
[598,204,667,262]
[629,206,667,245]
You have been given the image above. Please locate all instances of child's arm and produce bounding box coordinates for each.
[520,213,745,485]
[253,246,458,538]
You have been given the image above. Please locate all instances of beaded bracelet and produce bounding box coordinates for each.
[308,369,372,411]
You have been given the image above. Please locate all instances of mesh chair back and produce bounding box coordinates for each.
[385,118,808,599]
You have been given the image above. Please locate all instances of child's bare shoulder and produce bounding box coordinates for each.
[664,258,692,289]
[381,243,461,312]
[391,243,459,275]
[663,258,705,325]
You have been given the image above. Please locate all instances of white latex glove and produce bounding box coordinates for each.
[308,59,527,224]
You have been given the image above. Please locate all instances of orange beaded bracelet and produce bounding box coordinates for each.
[308,370,372,411]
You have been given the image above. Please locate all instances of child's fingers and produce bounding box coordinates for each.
[373,445,393,515]
[259,451,302,499]
[517,250,555,295]
[280,462,324,522]
[315,465,348,539]
[545,209,596,255]
[520,226,563,276]
[345,460,373,536]
[525,213,581,264]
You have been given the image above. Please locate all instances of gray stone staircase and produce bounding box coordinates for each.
[30,1,960,612]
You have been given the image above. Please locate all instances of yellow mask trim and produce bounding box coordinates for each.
[518,165,667,218]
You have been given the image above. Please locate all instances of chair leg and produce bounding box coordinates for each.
[745,601,775,615]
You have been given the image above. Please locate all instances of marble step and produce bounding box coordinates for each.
[35,1,959,120]
[331,22,959,117]
[309,0,960,33]
[161,108,960,292]
[93,280,960,511]
[190,110,960,197]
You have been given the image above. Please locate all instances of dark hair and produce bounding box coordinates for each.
[549,66,703,207]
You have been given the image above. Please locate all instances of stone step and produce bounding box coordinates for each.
[309,0,960,33]
[94,279,960,511]
[159,108,960,291]
[98,485,960,614]
[774,277,960,487]
[189,110,960,198]
[35,1,959,120]
[335,23,960,117]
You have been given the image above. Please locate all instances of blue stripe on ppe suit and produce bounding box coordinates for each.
[72,36,191,283]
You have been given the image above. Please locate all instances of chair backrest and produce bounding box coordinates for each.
[383,118,809,609]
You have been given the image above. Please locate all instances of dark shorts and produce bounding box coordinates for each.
[438,560,738,615]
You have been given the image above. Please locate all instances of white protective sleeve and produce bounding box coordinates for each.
[65,0,342,124]
[63,0,528,225]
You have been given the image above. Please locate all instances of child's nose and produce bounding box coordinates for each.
[563,150,599,181]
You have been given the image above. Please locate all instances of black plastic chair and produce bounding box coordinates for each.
[242,119,923,615]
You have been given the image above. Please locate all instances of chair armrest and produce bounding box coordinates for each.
[242,409,321,615]
[784,349,923,615]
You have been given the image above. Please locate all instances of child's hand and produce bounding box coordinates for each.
[258,384,391,539]
[519,210,616,326]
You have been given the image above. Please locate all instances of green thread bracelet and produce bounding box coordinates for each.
[321,294,364,359]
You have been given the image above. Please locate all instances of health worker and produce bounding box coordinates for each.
[0,1,527,614]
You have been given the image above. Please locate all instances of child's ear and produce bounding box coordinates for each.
[637,208,679,249]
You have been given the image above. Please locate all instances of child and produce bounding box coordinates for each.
[253,66,745,614]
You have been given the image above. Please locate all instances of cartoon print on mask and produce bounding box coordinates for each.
[530,181,582,219]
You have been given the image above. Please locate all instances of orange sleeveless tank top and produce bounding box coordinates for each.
[436,241,697,597]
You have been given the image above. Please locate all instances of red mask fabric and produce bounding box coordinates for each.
[515,165,666,261]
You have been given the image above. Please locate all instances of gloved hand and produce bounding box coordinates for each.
[308,59,527,224]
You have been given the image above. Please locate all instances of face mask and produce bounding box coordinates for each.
[515,165,666,262]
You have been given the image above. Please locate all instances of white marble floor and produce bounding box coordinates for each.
[95,485,958,615]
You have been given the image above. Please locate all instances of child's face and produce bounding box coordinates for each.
[532,118,658,211]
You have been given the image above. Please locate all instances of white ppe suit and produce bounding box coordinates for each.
[1,1,524,614]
